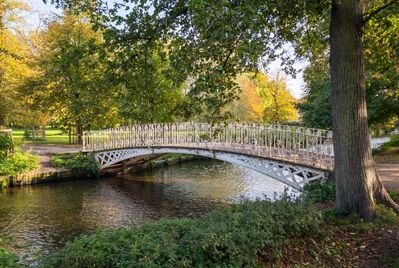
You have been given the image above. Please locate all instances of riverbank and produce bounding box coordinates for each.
[1,144,203,188]
[1,154,398,267]
[3,190,398,268]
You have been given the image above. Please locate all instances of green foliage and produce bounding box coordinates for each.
[115,44,186,124]
[146,160,157,169]
[50,153,99,176]
[297,56,332,129]
[47,0,332,123]
[0,240,22,268]
[0,133,13,159]
[0,150,39,176]
[304,180,336,203]
[388,191,399,204]
[377,135,399,153]
[0,237,25,268]
[42,197,321,267]
[374,205,399,227]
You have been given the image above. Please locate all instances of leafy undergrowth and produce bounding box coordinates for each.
[389,191,399,203]
[41,196,322,267]
[293,184,399,267]
[50,153,99,176]
[39,191,399,268]
[3,186,398,267]
[373,134,399,155]
[0,238,22,268]
[0,150,39,176]
[303,180,336,203]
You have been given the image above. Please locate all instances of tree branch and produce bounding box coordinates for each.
[222,32,243,69]
[363,0,399,23]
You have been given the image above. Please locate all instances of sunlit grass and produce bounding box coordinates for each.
[12,129,72,145]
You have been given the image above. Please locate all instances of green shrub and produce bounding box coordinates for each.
[50,153,99,176]
[42,197,321,267]
[389,191,399,204]
[147,160,157,169]
[0,150,39,176]
[304,180,336,203]
[0,238,22,268]
[375,135,399,153]
[0,134,13,160]
[374,205,399,226]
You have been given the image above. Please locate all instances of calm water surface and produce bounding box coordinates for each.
[0,159,289,263]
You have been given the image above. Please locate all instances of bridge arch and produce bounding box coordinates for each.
[93,147,329,190]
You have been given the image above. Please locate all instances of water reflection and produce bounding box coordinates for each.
[0,159,289,263]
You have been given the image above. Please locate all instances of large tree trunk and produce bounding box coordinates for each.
[330,0,399,220]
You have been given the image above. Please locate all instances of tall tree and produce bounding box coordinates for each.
[330,0,398,219]
[26,14,119,143]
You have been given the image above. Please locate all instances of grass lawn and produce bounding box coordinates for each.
[12,128,72,145]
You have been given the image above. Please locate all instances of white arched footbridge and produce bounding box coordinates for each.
[83,123,334,190]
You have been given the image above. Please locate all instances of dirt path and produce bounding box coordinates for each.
[375,154,399,191]
[22,143,81,155]
[22,143,81,172]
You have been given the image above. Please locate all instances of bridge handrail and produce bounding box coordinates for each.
[83,122,334,170]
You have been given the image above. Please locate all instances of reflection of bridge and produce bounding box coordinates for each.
[83,123,334,190]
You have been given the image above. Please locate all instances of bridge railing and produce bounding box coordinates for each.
[83,122,334,170]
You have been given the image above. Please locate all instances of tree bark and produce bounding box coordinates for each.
[330,0,399,220]
[76,120,83,145]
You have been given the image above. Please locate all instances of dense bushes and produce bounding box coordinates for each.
[374,134,399,154]
[42,197,322,267]
[0,238,21,268]
[304,180,336,203]
[0,150,39,176]
[0,134,13,159]
[50,153,99,176]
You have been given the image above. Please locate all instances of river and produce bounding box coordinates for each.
[0,159,290,264]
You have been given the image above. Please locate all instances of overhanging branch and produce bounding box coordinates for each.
[363,0,399,23]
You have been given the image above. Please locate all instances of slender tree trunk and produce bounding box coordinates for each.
[330,0,399,220]
[76,120,83,145]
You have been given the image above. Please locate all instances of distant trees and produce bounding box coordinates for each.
[0,0,32,127]
[230,74,263,122]
[24,14,118,143]
[254,72,298,124]
[19,11,188,142]
[231,72,298,123]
